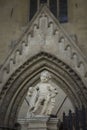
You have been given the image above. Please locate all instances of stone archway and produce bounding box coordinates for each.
[0,52,86,129]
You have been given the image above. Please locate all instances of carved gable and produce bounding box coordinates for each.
[0,5,87,106]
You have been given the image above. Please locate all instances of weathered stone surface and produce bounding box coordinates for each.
[0,6,87,97]
[18,116,59,130]
[0,2,87,129]
[27,71,58,116]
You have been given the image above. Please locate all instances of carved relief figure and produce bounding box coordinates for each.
[27,71,58,116]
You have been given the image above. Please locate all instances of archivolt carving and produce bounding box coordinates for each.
[0,52,87,128]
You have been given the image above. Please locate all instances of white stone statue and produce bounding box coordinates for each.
[27,70,58,116]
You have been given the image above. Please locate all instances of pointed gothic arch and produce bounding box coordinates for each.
[0,52,86,128]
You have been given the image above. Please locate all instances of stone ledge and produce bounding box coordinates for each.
[18,116,59,130]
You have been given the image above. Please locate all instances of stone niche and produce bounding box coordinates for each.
[17,70,74,130]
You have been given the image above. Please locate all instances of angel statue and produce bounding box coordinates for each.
[26,70,58,117]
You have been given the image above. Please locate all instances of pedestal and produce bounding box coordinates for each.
[18,116,59,130]
[28,116,49,130]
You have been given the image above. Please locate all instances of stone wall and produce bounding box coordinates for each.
[64,0,87,57]
[0,0,28,64]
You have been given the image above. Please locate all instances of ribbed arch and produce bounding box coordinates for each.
[0,52,86,128]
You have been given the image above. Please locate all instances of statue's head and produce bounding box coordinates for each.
[40,70,51,83]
